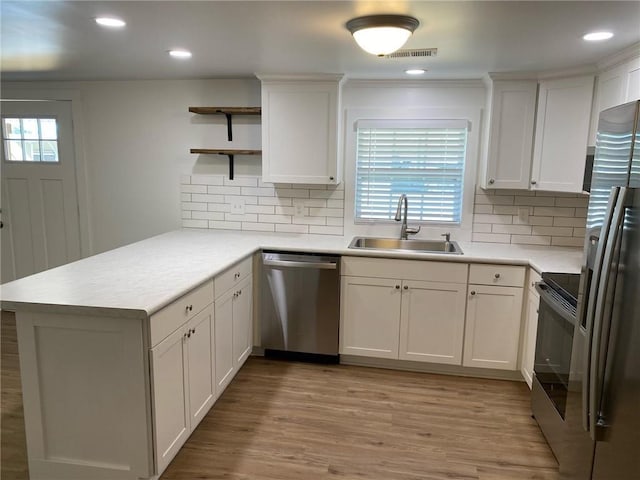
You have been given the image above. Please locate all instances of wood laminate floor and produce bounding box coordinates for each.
[1,314,559,480]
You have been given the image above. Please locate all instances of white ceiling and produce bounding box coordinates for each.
[2,1,640,82]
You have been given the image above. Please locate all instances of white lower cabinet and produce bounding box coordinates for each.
[340,257,468,365]
[214,257,253,396]
[151,305,214,474]
[340,276,402,359]
[399,280,467,365]
[520,269,541,388]
[463,264,526,371]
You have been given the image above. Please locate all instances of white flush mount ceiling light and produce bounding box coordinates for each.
[583,31,614,41]
[169,49,192,59]
[405,69,426,75]
[95,17,126,28]
[346,15,419,56]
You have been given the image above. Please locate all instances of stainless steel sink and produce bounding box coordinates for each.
[348,236,463,254]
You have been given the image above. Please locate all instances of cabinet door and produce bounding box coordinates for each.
[531,75,594,192]
[520,290,540,388]
[399,280,467,365]
[185,306,215,430]
[340,276,402,359]
[232,275,253,368]
[150,326,190,474]
[261,79,341,184]
[463,285,524,370]
[214,288,235,396]
[484,80,537,189]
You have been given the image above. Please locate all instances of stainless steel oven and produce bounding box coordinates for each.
[531,272,580,461]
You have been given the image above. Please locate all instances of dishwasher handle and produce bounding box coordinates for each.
[263,258,337,270]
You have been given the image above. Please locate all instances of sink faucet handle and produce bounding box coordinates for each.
[406,225,421,236]
[441,232,451,242]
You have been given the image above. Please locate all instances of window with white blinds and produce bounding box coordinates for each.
[355,120,468,224]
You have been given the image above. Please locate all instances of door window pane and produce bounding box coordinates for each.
[1,117,59,163]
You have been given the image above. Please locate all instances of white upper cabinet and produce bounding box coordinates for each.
[588,53,640,145]
[530,75,594,193]
[259,74,343,185]
[482,79,538,189]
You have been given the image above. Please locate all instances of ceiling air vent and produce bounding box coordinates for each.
[384,48,438,59]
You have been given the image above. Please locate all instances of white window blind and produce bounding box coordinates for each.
[355,120,468,224]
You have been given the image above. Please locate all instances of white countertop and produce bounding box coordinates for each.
[0,229,583,317]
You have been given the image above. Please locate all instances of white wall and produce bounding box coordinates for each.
[341,80,486,242]
[2,79,261,254]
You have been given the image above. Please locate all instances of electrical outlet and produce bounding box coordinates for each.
[518,206,530,223]
[293,200,305,218]
[230,198,245,215]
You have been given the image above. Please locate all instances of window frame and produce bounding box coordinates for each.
[1,115,60,164]
[344,106,480,240]
[353,118,470,225]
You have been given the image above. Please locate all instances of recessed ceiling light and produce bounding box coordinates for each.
[405,69,426,75]
[169,49,192,59]
[583,31,614,42]
[95,17,126,28]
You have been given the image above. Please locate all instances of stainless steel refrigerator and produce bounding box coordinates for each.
[562,99,640,479]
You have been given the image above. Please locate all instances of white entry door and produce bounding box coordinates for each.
[1,100,82,282]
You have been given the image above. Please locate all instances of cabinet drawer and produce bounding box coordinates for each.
[469,264,525,287]
[341,256,468,284]
[214,256,252,299]
[151,280,214,347]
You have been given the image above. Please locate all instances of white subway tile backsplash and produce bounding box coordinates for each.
[258,214,292,224]
[553,217,587,227]
[182,210,192,219]
[293,216,327,225]
[223,176,258,187]
[241,186,275,197]
[182,202,207,211]
[181,193,191,202]
[192,193,225,203]
[180,175,191,185]
[472,233,512,243]
[227,195,257,205]
[241,222,275,232]
[514,196,555,206]
[275,224,309,234]
[326,199,343,209]
[473,189,588,247]
[181,184,207,194]
[208,203,231,213]
[309,225,344,235]
[275,188,310,198]
[310,189,344,200]
[245,204,275,215]
[511,235,551,246]
[225,213,258,222]
[491,224,532,235]
[191,175,223,186]
[192,211,225,221]
[209,220,241,230]
[259,197,292,206]
[208,185,242,195]
[183,219,208,228]
[532,226,574,237]
[308,207,343,218]
[326,217,344,226]
[303,198,328,208]
[473,214,513,225]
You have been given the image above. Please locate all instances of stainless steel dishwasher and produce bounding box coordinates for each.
[261,251,340,362]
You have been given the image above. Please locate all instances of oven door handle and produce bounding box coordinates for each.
[535,284,577,327]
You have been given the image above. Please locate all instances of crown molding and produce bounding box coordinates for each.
[596,42,640,71]
[343,78,484,89]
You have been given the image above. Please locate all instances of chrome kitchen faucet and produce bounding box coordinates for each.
[394,194,421,240]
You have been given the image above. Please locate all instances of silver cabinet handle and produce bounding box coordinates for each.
[531,180,537,185]
[488,178,495,185]
[494,273,501,279]
[186,304,193,312]
[395,285,400,290]
[403,285,409,290]
[470,291,476,296]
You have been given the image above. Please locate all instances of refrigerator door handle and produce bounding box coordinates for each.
[582,187,620,432]
[588,187,628,441]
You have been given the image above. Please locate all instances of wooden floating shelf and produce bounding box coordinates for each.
[189,149,261,180]
[188,107,261,115]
